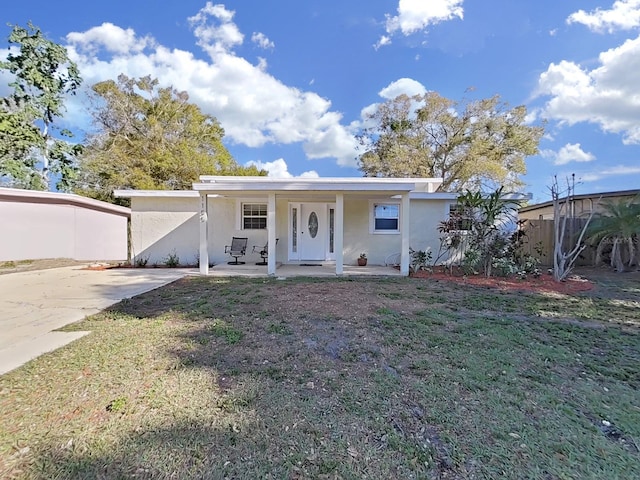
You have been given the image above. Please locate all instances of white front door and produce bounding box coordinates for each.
[299,203,327,260]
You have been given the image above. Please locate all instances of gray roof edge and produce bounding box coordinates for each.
[519,189,640,212]
[114,189,200,198]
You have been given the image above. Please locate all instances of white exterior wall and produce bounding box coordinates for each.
[344,198,383,264]
[0,189,129,261]
[130,197,199,266]
[127,193,453,267]
[410,199,453,263]
[73,207,129,260]
[205,196,288,265]
[341,197,452,265]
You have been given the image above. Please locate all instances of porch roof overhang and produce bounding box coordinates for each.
[192,176,443,196]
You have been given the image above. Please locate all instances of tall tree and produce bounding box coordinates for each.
[75,75,264,204]
[0,22,82,190]
[358,92,544,192]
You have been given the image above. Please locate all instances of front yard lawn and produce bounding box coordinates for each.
[1,274,638,479]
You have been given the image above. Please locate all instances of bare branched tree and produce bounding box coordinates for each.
[551,176,598,281]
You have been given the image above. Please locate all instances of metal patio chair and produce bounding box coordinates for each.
[252,238,278,265]
[225,237,248,265]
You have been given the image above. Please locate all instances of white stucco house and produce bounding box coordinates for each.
[115,176,458,276]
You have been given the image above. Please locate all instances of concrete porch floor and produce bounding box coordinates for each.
[208,262,402,278]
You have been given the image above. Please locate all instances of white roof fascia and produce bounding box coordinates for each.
[198,176,442,184]
[408,192,459,200]
[193,180,417,193]
[114,190,201,198]
[193,176,446,193]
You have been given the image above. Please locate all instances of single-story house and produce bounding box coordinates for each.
[115,176,459,276]
[519,189,640,220]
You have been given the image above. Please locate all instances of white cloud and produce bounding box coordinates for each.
[245,158,318,178]
[601,165,640,175]
[253,57,268,72]
[188,2,244,57]
[251,32,274,50]
[374,35,392,50]
[542,143,596,165]
[379,78,427,99]
[535,35,640,144]
[66,23,154,54]
[377,0,464,47]
[579,164,640,183]
[58,4,359,167]
[303,123,360,166]
[578,173,603,182]
[356,78,428,133]
[567,0,640,33]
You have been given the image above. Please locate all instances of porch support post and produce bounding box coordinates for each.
[400,192,410,276]
[199,193,209,275]
[267,192,277,276]
[335,193,344,275]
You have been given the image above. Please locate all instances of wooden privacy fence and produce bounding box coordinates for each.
[519,218,595,267]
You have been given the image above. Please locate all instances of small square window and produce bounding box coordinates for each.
[243,203,267,229]
[373,203,399,232]
[449,204,473,231]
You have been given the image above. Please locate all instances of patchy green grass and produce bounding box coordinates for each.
[0,260,32,269]
[0,275,638,479]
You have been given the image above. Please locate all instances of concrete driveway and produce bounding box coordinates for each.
[0,266,195,375]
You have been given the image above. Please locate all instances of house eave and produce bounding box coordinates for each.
[114,190,200,198]
[193,176,444,194]
[1,187,131,217]
[408,192,459,200]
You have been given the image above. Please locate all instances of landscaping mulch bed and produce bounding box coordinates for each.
[411,268,595,295]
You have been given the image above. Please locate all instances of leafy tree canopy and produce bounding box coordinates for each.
[358,92,544,192]
[74,75,265,204]
[0,22,82,190]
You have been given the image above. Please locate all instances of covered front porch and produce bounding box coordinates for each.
[194,177,442,277]
[207,261,403,278]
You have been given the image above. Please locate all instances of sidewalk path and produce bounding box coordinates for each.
[0,266,194,375]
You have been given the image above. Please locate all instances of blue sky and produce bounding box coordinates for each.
[2,0,640,202]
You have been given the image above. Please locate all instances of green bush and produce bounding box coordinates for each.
[164,250,180,268]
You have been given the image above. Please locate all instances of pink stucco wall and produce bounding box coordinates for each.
[0,188,130,261]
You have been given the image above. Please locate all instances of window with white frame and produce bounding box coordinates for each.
[372,202,400,233]
[242,203,267,229]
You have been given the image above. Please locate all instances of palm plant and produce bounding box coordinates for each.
[586,195,640,272]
